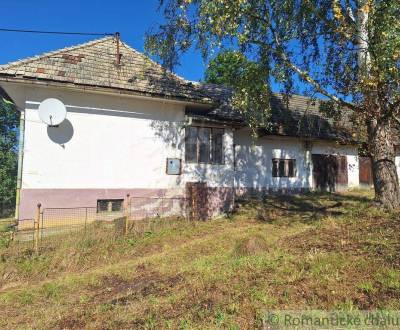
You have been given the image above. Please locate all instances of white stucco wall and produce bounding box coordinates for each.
[2,82,361,196]
[183,129,235,187]
[234,128,360,190]
[2,83,235,192]
[234,130,311,190]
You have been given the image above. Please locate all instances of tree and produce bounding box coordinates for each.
[205,50,272,130]
[146,0,400,210]
[205,51,253,87]
[0,96,19,216]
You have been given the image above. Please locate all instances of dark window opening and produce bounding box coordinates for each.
[272,159,297,177]
[97,199,123,213]
[185,126,225,164]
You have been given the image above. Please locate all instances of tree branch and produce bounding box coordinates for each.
[268,28,357,111]
[344,0,356,23]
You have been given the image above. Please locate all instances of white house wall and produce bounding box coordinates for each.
[234,128,360,191]
[183,129,235,187]
[234,130,310,191]
[1,82,363,220]
[2,83,235,219]
[14,86,183,189]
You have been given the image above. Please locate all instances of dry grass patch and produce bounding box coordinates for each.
[0,190,399,328]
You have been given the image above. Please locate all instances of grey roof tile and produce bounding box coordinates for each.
[0,36,211,103]
[0,36,357,141]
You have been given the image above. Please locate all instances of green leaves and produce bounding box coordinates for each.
[205,51,253,87]
[147,0,400,125]
[0,96,19,212]
[205,51,272,133]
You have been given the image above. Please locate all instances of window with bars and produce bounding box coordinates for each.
[272,159,297,177]
[185,126,224,164]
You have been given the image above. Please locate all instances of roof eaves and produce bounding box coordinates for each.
[0,75,214,105]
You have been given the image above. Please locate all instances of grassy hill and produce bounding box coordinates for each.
[0,190,399,329]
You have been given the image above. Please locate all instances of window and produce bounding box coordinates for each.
[185,126,224,164]
[272,159,297,177]
[97,199,123,213]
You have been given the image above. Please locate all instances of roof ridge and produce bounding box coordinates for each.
[0,36,114,71]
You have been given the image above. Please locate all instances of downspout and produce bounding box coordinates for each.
[15,108,25,220]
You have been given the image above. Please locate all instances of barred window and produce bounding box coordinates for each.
[185,126,224,164]
[97,199,123,213]
[272,159,297,177]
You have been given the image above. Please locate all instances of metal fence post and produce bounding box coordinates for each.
[125,194,130,236]
[85,207,88,235]
[34,203,41,253]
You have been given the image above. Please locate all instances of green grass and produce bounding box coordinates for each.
[0,190,399,329]
[0,218,15,232]
[0,218,16,249]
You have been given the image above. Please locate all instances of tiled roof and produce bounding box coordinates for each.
[0,36,211,103]
[0,36,355,141]
[191,85,356,141]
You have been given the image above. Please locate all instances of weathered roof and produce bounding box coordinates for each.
[0,36,355,141]
[0,36,211,103]
[190,85,356,142]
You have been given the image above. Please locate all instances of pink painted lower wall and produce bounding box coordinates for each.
[18,187,236,220]
[18,188,184,220]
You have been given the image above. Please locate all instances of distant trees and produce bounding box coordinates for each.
[0,96,18,217]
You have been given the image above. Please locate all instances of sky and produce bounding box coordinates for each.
[0,0,206,81]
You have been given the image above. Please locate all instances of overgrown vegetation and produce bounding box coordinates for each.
[0,95,19,217]
[0,191,399,329]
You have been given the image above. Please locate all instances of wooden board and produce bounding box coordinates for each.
[186,182,208,221]
[359,157,373,186]
[312,154,348,192]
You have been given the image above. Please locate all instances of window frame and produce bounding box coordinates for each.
[272,158,297,178]
[96,199,124,213]
[185,126,225,165]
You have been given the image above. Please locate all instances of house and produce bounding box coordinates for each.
[0,36,394,221]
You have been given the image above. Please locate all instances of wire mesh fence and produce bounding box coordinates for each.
[14,219,35,242]
[10,196,191,251]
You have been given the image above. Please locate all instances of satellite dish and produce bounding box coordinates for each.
[38,98,67,126]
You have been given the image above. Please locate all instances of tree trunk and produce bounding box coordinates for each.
[368,119,400,210]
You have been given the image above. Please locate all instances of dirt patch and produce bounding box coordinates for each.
[53,269,184,329]
[89,269,183,306]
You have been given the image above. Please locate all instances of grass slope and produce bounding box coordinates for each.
[0,191,399,329]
